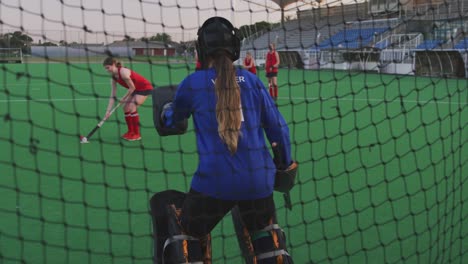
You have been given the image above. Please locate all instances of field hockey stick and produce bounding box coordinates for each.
[80,102,122,143]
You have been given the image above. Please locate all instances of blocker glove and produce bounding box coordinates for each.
[152,86,188,136]
[271,142,298,210]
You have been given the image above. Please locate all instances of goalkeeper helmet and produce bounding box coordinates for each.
[196,17,241,68]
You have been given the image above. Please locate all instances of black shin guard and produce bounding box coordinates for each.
[150,190,212,264]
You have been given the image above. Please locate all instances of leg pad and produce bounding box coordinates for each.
[150,190,212,264]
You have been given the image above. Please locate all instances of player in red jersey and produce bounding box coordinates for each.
[265,43,280,100]
[243,51,257,75]
[195,60,202,70]
[194,50,202,70]
[103,57,154,141]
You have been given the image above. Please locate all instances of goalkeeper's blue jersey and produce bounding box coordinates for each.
[166,68,292,200]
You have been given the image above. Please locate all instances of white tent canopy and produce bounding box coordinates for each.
[269,0,304,24]
[270,0,303,8]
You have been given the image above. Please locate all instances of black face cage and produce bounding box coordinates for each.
[196,17,241,68]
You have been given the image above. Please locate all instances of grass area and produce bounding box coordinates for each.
[0,62,467,264]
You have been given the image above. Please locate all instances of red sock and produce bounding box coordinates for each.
[274,85,278,98]
[269,85,273,97]
[131,112,140,135]
[124,112,132,134]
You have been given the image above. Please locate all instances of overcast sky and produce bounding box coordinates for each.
[0,0,365,43]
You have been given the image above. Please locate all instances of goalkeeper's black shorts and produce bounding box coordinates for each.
[180,188,276,237]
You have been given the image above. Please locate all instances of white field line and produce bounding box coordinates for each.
[3,82,109,91]
[0,96,465,105]
[0,98,108,103]
[4,82,109,86]
[282,96,467,106]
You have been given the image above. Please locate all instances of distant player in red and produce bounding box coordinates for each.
[265,43,280,100]
[243,51,257,75]
[195,50,202,70]
[103,57,154,141]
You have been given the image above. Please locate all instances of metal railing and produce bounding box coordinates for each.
[380,48,414,64]
[376,33,423,50]
[401,0,468,20]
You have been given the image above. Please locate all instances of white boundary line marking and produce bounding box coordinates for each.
[280,96,467,105]
[0,98,107,102]
[2,82,109,91]
[3,82,109,87]
[0,96,465,105]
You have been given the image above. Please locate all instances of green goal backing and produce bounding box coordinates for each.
[0,1,467,264]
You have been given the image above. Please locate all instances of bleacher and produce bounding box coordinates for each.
[241,1,379,51]
[402,0,468,20]
[243,22,397,51]
[454,38,468,50]
[239,0,467,78]
[242,19,343,50]
[318,28,389,49]
[415,39,445,50]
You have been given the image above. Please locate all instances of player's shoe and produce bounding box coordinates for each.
[127,133,142,141]
[122,132,133,139]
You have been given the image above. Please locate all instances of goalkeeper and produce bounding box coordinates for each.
[156,16,297,263]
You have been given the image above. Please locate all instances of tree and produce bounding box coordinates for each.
[122,35,135,42]
[179,40,196,55]
[149,33,172,43]
[0,31,33,54]
[40,42,58,46]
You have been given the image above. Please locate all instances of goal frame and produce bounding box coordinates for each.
[0,48,23,63]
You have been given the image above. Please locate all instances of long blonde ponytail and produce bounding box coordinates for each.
[212,51,242,154]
